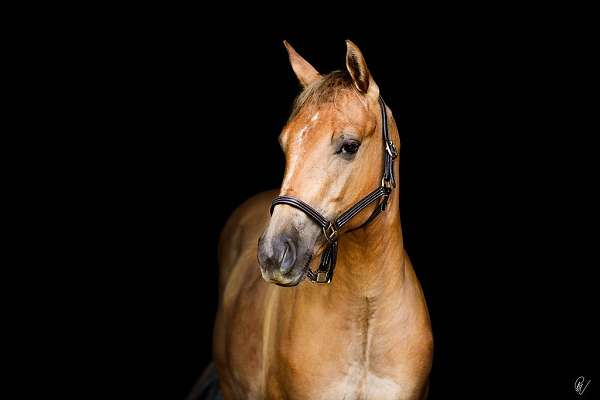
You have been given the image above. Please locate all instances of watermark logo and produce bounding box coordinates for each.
[575,376,591,396]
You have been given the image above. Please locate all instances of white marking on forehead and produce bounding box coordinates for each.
[295,123,313,146]
[294,113,319,144]
[298,125,309,136]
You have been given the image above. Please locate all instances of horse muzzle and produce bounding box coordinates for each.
[257,230,308,286]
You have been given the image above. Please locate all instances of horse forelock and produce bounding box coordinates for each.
[289,70,358,121]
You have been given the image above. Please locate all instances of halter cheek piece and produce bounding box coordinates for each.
[270,97,398,284]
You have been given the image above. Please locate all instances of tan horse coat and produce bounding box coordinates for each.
[213,41,433,400]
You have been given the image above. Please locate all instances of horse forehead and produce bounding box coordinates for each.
[287,102,368,140]
[338,99,370,126]
[317,100,369,127]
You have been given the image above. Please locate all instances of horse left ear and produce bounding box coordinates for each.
[345,40,378,98]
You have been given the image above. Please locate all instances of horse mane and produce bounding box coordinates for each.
[289,70,355,120]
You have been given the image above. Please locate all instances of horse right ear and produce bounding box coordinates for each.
[283,40,320,88]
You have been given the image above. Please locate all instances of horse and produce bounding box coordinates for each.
[210,40,433,399]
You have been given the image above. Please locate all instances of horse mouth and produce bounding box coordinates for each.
[270,253,313,287]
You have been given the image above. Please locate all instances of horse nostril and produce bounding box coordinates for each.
[278,241,289,265]
[258,233,298,274]
[279,238,297,273]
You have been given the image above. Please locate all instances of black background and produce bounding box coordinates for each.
[87,10,596,399]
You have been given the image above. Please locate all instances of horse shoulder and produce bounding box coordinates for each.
[214,189,279,397]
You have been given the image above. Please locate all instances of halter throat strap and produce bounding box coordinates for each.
[270,96,397,284]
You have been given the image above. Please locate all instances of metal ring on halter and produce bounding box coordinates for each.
[386,140,398,159]
[316,272,329,283]
[322,223,338,242]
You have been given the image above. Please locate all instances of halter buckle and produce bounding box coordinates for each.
[386,141,398,159]
[381,177,394,192]
[316,271,329,283]
[322,222,338,242]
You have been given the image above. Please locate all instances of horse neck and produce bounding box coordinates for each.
[332,194,405,296]
[330,111,405,297]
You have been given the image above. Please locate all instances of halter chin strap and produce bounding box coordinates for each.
[270,96,398,284]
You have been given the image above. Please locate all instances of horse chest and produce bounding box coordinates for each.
[316,362,405,400]
[268,328,410,400]
[268,355,407,400]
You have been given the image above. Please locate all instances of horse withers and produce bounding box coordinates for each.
[207,40,432,400]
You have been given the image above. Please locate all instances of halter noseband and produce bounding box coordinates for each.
[270,96,398,284]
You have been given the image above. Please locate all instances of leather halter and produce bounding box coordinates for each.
[270,96,398,284]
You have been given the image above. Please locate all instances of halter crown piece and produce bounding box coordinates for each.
[270,97,398,284]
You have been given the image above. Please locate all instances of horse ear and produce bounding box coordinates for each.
[345,40,376,95]
[284,40,320,87]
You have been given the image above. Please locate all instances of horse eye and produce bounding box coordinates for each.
[341,141,360,155]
